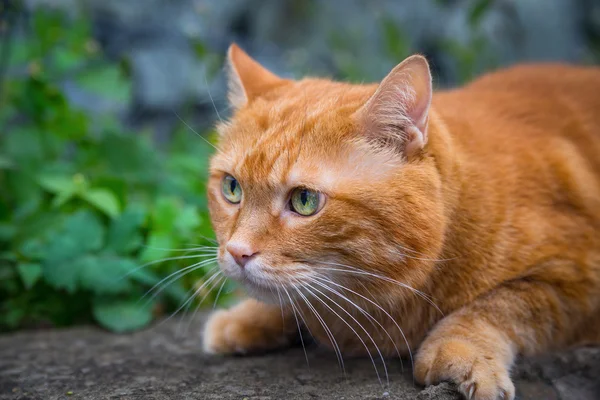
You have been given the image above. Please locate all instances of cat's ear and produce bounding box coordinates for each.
[226,43,288,109]
[356,55,432,158]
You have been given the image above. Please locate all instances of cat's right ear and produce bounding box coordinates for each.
[226,44,289,109]
[356,55,432,159]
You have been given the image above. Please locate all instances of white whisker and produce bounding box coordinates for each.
[281,286,310,368]
[161,269,222,327]
[139,258,218,305]
[309,261,443,316]
[121,253,218,282]
[300,281,388,386]
[184,274,226,334]
[174,111,219,151]
[140,245,218,253]
[311,274,412,376]
[203,74,223,123]
[293,286,346,375]
[212,278,228,309]
[176,284,204,336]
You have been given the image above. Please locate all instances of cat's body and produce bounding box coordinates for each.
[203,45,600,400]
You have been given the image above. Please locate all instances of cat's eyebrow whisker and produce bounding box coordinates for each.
[174,111,220,151]
[203,73,224,124]
[310,274,413,377]
[138,258,219,306]
[292,286,346,375]
[299,280,388,386]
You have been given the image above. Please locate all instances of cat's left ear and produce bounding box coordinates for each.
[356,55,432,158]
[226,44,289,109]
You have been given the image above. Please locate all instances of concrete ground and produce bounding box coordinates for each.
[1,314,598,400]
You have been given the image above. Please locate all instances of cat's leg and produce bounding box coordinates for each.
[414,266,598,400]
[203,298,298,354]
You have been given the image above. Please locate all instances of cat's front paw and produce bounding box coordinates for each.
[202,300,292,355]
[414,338,515,400]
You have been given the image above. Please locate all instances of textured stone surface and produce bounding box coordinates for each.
[1,315,599,400]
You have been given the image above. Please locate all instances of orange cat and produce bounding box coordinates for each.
[202,44,600,400]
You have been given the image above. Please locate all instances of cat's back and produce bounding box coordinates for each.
[430,63,600,283]
[432,63,600,171]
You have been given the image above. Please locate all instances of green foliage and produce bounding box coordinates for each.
[0,9,233,333]
[381,18,411,62]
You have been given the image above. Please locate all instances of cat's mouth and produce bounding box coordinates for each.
[234,270,292,304]
[217,254,312,303]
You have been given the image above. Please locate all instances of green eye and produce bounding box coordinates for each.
[222,175,242,204]
[290,188,321,216]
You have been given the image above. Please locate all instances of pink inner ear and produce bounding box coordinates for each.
[359,55,432,156]
[226,44,288,109]
[404,64,432,133]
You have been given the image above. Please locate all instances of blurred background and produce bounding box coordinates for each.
[1,0,599,333]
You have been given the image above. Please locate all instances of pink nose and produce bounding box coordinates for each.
[226,242,258,268]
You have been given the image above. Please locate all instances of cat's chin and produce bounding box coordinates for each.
[242,282,283,305]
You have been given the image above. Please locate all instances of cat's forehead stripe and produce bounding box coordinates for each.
[236,106,326,186]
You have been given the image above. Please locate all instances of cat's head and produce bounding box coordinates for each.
[207,44,446,303]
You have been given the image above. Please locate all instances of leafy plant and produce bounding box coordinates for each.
[0,8,236,332]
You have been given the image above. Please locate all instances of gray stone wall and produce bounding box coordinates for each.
[23,0,600,133]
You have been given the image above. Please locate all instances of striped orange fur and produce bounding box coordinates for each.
[203,44,600,400]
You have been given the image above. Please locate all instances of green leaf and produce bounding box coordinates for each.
[0,223,16,241]
[61,210,105,253]
[106,205,146,254]
[3,125,46,166]
[42,236,82,292]
[92,297,153,332]
[53,47,85,73]
[381,18,410,60]
[51,188,77,208]
[75,65,131,103]
[16,263,43,289]
[468,0,493,27]
[127,266,161,286]
[36,173,82,208]
[0,252,17,262]
[81,188,121,218]
[19,238,46,260]
[138,231,177,263]
[37,174,77,194]
[6,173,44,219]
[126,263,187,303]
[0,155,14,169]
[151,197,179,232]
[77,255,134,294]
[42,211,106,292]
[95,133,161,182]
[174,205,202,237]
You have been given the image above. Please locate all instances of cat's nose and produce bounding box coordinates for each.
[226,242,258,268]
